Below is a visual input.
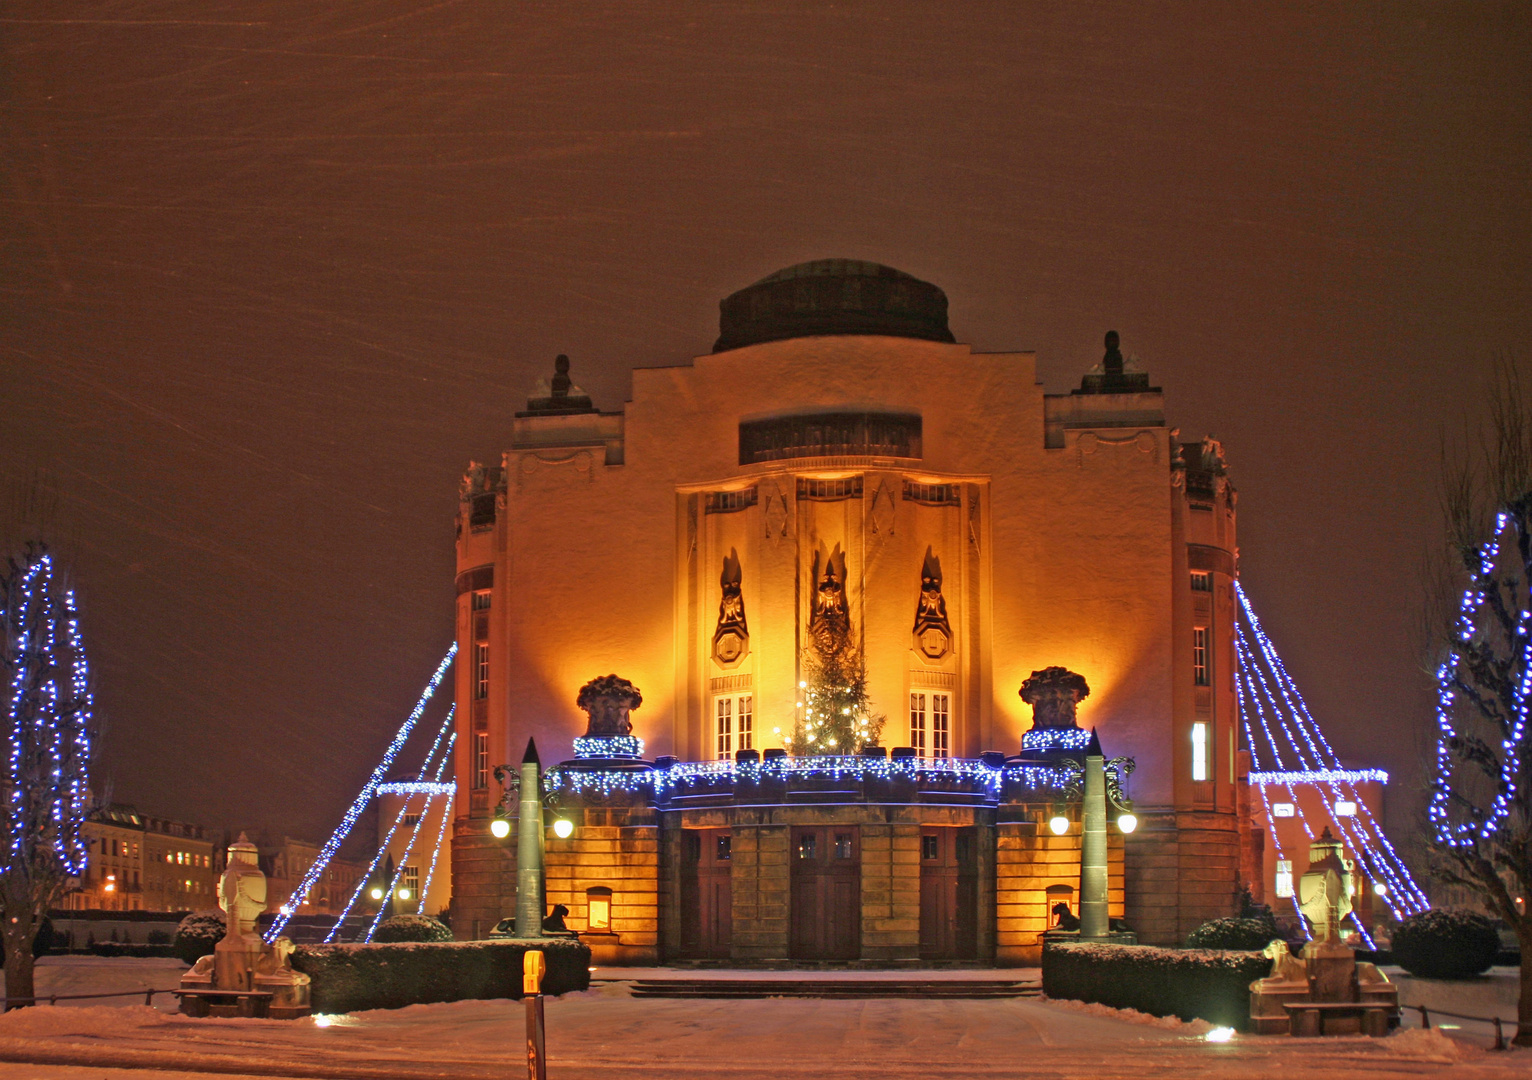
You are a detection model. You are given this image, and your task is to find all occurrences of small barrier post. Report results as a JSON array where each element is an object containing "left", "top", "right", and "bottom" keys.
[
  {"left": 1494, "top": 1017, "right": 1504, "bottom": 1051},
  {"left": 1418, "top": 1005, "right": 1429, "bottom": 1030},
  {"left": 524, "top": 950, "right": 547, "bottom": 1080}
]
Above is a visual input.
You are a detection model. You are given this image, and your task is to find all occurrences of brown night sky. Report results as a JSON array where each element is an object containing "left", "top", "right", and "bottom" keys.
[{"left": 2, "top": 2, "right": 1528, "bottom": 852}]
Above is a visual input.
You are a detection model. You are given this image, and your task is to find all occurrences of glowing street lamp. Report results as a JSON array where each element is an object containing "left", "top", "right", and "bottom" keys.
[
  {"left": 489, "top": 817, "right": 511, "bottom": 839},
  {"left": 369, "top": 886, "right": 384, "bottom": 900},
  {"left": 551, "top": 817, "right": 574, "bottom": 840}
]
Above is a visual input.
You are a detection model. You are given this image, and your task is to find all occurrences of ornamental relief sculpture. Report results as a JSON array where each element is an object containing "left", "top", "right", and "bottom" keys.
[
  {"left": 712, "top": 549, "right": 750, "bottom": 668},
  {"left": 912, "top": 547, "right": 952, "bottom": 660},
  {"left": 809, "top": 545, "right": 850, "bottom": 655}
]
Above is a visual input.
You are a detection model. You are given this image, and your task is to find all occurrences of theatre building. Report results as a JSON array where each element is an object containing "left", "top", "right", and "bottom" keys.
[{"left": 449, "top": 260, "right": 1254, "bottom": 962}]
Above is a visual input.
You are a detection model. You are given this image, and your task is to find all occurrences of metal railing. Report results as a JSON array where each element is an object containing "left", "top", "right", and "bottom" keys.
[
  {"left": 0, "top": 988, "right": 175, "bottom": 1009},
  {"left": 1412, "top": 1003, "right": 1519, "bottom": 1051}
]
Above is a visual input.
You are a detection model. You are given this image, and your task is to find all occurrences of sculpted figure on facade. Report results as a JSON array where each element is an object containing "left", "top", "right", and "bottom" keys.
[
  {"left": 810, "top": 546, "right": 850, "bottom": 653},
  {"left": 912, "top": 547, "right": 951, "bottom": 659},
  {"left": 712, "top": 549, "right": 749, "bottom": 667},
  {"left": 576, "top": 674, "right": 642, "bottom": 737},
  {"left": 1019, "top": 667, "right": 1091, "bottom": 729}
]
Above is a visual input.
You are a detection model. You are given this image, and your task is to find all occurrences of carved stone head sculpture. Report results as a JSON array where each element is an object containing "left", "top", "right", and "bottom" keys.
[
  {"left": 1018, "top": 667, "right": 1091, "bottom": 729},
  {"left": 576, "top": 674, "right": 643, "bottom": 737}
]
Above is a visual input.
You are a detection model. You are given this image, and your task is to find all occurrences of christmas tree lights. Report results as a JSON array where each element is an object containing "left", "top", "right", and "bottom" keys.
[
  {"left": 361, "top": 728, "right": 455, "bottom": 942},
  {"left": 265, "top": 645, "right": 455, "bottom": 942}
]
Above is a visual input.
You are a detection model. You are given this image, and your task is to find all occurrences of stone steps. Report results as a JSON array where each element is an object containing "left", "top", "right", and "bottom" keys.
[{"left": 626, "top": 978, "right": 1039, "bottom": 999}]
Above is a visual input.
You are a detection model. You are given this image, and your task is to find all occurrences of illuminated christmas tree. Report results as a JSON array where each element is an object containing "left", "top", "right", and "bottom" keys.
[{"left": 790, "top": 634, "right": 884, "bottom": 755}]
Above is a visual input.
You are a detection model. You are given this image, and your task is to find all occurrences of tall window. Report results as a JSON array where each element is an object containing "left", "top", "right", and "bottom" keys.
[
  {"left": 1275, "top": 859, "right": 1294, "bottom": 898},
  {"left": 474, "top": 643, "right": 490, "bottom": 700},
  {"left": 909, "top": 693, "right": 927, "bottom": 756},
  {"left": 737, "top": 694, "right": 753, "bottom": 751},
  {"left": 471, "top": 590, "right": 492, "bottom": 611},
  {"left": 473, "top": 733, "right": 489, "bottom": 790},
  {"left": 1190, "top": 571, "right": 1212, "bottom": 592},
  {"left": 931, "top": 694, "right": 950, "bottom": 759},
  {"left": 1193, "top": 627, "right": 1210, "bottom": 686},
  {"left": 1191, "top": 721, "right": 1209, "bottom": 781},
  {"left": 402, "top": 864, "right": 419, "bottom": 896},
  {"left": 715, "top": 697, "right": 733, "bottom": 759}
]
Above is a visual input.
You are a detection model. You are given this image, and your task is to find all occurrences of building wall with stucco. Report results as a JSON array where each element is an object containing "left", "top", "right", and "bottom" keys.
[{"left": 449, "top": 261, "right": 1249, "bottom": 952}]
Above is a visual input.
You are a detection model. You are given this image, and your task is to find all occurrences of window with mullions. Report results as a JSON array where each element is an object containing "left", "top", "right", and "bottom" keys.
[
  {"left": 475, "top": 643, "right": 490, "bottom": 700},
  {"left": 909, "top": 693, "right": 927, "bottom": 756},
  {"left": 1193, "top": 627, "right": 1210, "bottom": 686},
  {"left": 471, "top": 590, "right": 492, "bottom": 611},
  {"left": 715, "top": 698, "right": 733, "bottom": 760},
  {"left": 931, "top": 694, "right": 950, "bottom": 759},
  {"left": 1190, "top": 571, "right": 1212, "bottom": 592},
  {"left": 737, "top": 694, "right": 753, "bottom": 751},
  {"left": 473, "top": 733, "right": 489, "bottom": 790},
  {"left": 1275, "top": 859, "right": 1294, "bottom": 898}
]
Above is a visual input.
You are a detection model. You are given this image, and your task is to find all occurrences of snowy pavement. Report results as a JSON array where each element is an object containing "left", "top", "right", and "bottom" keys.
[{"left": 0, "top": 958, "right": 1523, "bottom": 1079}]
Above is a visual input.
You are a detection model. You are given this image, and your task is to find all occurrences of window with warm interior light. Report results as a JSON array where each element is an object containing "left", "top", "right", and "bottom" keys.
[
  {"left": 1193, "top": 627, "right": 1210, "bottom": 686},
  {"left": 1275, "top": 859, "right": 1294, "bottom": 898},
  {"left": 587, "top": 887, "right": 612, "bottom": 931},
  {"left": 1273, "top": 802, "right": 1295, "bottom": 818},
  {"left": 473, "top": 733, "right": 489, "bottom": 790},
  {"left": 403, "top": 865, "right": 419, "bottom": 895},
  {"left": 737, "top": 694, "right": 753, "bottom": 751},
  {"left": 931, "top": 694, "right": 950, "bottom": 759},
  {"left": 910, "top": 693, "right": 927, "bottom": 756},
  {"left": 715, "top": 697, "right": 733, "bottom": 759},
  {"left": 1191, "top": 722, "right": 1209, "bottom": 781},
  {"left": 1191, "top": 571, "right": 1212, "bottom": 592},
  {"left": 1334, "top": 800, "right": 1357, "bottom": 817},
  {"left": 474, "top": 643, "right": 489, "bottom": 700}
]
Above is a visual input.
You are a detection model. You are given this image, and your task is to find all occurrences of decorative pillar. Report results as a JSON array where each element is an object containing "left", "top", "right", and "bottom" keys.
[
  {"left": 516, "top": 738, "right": 545, "bottom": 939},
  {"left": 1080, "top": 753, "right": 1109, "bottom": 940}
]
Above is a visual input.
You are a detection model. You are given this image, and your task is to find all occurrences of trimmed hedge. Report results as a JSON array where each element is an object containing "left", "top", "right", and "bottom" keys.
[
  {"left": 1184, "top": 916, "right": 1281, "bottom": 951},
  {"left": 373, "top": 914, "right": 454, "bottom": 943},
  {"left": 291, "top": 937, "right": 591, "bottom": 1014},
  {"left": 1392, "top": 909, "right": 1499, "bottom": 979},
  {"left": 1043, "top": 940, "right": 1269, "bottom": 1031},
  {"left": 87, "top": 942, "right": 178, "bottom": 958},
  {"left": 174, "top": 912, "right": 225, "bottom": 964}
]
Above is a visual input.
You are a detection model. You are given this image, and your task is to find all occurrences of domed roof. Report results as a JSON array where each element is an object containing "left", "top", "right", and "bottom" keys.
[{"left": 713, "top": 259, "right": 955, "bottom": 353}]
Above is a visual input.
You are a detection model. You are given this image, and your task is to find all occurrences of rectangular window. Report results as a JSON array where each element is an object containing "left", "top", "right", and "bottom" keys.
[
  {"left": 471, "top": 590, "right": 492, "bottom": 611},
  {"left": 1334, "top": 800, "right": 1357, "bottom": 817},
  {"left": 1191, "top": 571, "right": 1212, "bottom": 592},
  {"left": 715, "top": 697, "right": 733, "bottom": 760},
  {"left": 403, "top": 814, "right": 420, "bottom": 829},
  {"left": 1193, "top": 627, "right": 1210, "bottom": 686},
  {"left": 1273, "top": 803, "right": 1295, "bottom": 818},
  {"left": 402, "top": 865, "right": 419, "bottom": 895},
  {"left": 931, "top": 694, "right": 950, "bottom": 759},
  {"left": 473, "top": 733, "right": 489, "bottom": 790},
  {"left": 474, "top": 643, "right": 490, "bottom": 700},
  {"left": 737, "top": 695, "right": 753, "bottom": 751},
  {"left": 587, "top": 889, "right": 612, "bottom": 931},
  {"left": 910, "top": 693, "right": 927, "bottom": 757},
  {"left": 1275, "top": 859, "right": 1294, "bottom": 898},
  {"left": 1191, "top": 722, "right": 1209, "bottom": 782}
]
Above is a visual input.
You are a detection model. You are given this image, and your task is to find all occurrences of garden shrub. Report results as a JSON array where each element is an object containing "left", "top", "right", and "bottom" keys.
[
  {"left": 292, "top": 937, "right": 591, "bottom": 1014},
  {"left": 146, "top": 929, "right": 171, "bottom": 945},
  {"left": 88, "top": 942, "right": 178, "bottom": 958},
  {"left": 174, "top": 911, "right": 225, "bottom": 964},
  {"left": 1184, "top": 916, "right": 1280, "bottom": 951},
  {"left": 373, "top": 914, "right": 454, "bottom": 943},
  {"left": 1043, "top": 940, "right": 1269, "bottom": 1031},
  {"left": 1391, "top": 909, "right": 1499, "bottom": 979}
]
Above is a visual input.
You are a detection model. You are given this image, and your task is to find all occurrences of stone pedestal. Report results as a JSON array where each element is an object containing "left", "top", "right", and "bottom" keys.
[{"left": 1302, "top": 940, "right": 1356, "bottom": 1003}]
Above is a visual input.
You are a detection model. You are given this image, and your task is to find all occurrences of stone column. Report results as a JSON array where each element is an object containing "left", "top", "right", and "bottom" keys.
[
  {"left": 1080, "top": 753, "right": 1108, "bottom": 940},
  {"left": 515, "top": 738, "right": 545, "bottom": 939}
]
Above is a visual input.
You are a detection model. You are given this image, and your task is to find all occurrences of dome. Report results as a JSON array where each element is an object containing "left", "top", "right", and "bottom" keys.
[{"left": 713, "top": 259, "right": 955, "bottom": 353}]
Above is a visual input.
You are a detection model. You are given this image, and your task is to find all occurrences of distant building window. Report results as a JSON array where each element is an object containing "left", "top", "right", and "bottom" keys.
[
  {"left": 1273, "top": 803, "right": 1295, "bottom": 818},
  {"left": 403, "top": 814, "right": 420, "bottom": 829},
  {"left": 704, "top": 487, "right": 758, "bottom": 514},
  {"left": 1193, "top": 627, "right": 1210, "bottom": 686},
  {"left": 931, "top": 694, "right": 950, "bottom": 759},
  {"left": 737, "top": 695, "right": 753, "bottom": 752},
  {"left": 1191, "top": 571, "right": 1212, "bottom": 592},
  {"left": 922, "top": 835, "right": 939, "bottom": 860},
  {"left": 471, "top": 590, "right": 492, "bottom": 611},
  {"left": 1191, "top": 722, "right": 1209, "bottom": 782},
  {"left": 1334, "top": 800, "right": 1357, "bottom": 817},
  {"left": 469, "top": 493, "right": 496, "bottom": 529},
  {"left": 797, "top": 476, "right": 864, "bottom": 501},
  {"left": 402, "top": 865, "right": 419, "bottom": 895},
  {"left": 474, "top": 643, "right": 489, "bottom": 700},
  {"left": 715, "top": 697, "right": 733, "bottom": 760},
  {"left": 902, "top": 481, "right": 961, "bottom": 505},
  {"left": 1275, "top": 859, "right": 1294, "bottom": 898},
  {"left": 910, "top": 693, "right": 927, "bottom": 757},
  {"left": 473, "top": 733, "right": 489, "bottom": 790},
  {"left": 587, "top": 887, "right": 612, "bottom": 931}
]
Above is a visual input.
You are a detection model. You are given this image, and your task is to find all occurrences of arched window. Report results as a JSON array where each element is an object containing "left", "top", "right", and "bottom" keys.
[{"left": 586, "top": 887, "right": 613, "bottom": 932}]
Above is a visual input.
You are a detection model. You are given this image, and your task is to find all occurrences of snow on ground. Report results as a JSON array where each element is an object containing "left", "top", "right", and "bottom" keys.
[
  {"left": 32, "top": 956, "right": 187, "bottom": 1012},
  {"left": 0, "top": 961, "right": 1527, "bottom": 1079}
]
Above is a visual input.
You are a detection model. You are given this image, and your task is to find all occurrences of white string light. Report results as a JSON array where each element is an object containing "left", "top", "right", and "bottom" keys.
[{"left": 361, "top": 729, "right": 455, "bottom": 942}]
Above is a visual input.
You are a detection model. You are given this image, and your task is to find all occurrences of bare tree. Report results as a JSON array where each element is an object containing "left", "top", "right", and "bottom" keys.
[
  {"left": 0, "top": 545, "right": 95, "bottom": 1008},
  {"left": 1425, "top": 361, "right": 1532, "bottom": 1043}
]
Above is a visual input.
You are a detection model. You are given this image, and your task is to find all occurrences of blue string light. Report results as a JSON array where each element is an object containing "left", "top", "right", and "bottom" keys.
[
  {"left": 573, "top": 735, "right": 644, "bottom": 759},
  {"left": 376, "top": 782, "right": 455, "bottom": 796},
  {"left": 1021, "top": 728, "right": 1093, "bottom": 751},
  {"left": 362, "top": 729, "right": 455, "bottom": 942},
  {"left": 416, "top": 783, "right": 454, "bottom": 917},
  {"left": 265, "top": 645, "right": 455, "bottom": 942},
  {"left": 1250, "top": 770, "right": 1389, "bottom": 786}
]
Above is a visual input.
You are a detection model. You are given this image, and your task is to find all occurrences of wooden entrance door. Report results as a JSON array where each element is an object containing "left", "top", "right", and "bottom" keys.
[
  {"left": 920, "top": 826, "right": 979, "bottom": 960},
  {"left": 790, "top": 826, "right": 860, "bottom": 960},
  {"left": 679, "top": 828, "right": 732, "bottom": 959}
]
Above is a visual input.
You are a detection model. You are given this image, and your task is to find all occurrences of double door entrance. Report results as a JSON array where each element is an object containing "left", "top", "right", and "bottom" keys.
[{"left": 790, "top": 825, "right": 861, "bottom": 960}]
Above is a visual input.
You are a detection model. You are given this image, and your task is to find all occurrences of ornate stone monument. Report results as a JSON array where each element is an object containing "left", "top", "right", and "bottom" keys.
[{"left": 179, "top": 833, "right": 311, "bottom": 1019}]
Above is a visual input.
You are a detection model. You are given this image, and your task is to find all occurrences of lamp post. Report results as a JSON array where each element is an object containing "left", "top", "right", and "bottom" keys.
[
  {"left": 1080, "top": 751, "right": 1109, "bottom": 940},
  {"left": 515, "top": 738, "right": 545, "bottom": 940}
]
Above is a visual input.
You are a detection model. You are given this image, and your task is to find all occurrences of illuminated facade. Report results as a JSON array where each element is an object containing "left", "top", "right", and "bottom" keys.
[{"left": 450, "top": 260, "right": 1252, "bottom": 960}]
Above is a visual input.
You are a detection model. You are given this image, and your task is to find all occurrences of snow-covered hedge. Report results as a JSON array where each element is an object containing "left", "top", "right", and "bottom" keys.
[
  {"left": 373, "top": 914, "right": 454, "bottom": 943},
  {"left": 1391, "top": 910, "right": 1499, "bottom": 980},
  {"left": 292, "top": 937, "right": 591, "bottom": 1014},
  {"left": 1183, "top": 916, "right": 1280, "bottom": 951},
  {"left": 174, "top": 911, "right": 225, "bottom": 964},
  {"left": 1042, "top": 940, "right": 1269, "bottom": 1031}
]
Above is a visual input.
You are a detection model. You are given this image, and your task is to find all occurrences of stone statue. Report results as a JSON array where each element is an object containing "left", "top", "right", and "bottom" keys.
[
  {"left": 911, "top": 547, "right": 951, "bottom": 659},
  {"left": 212, "top": 833, "right": 267, "bottom": 992},
  {"left": 810, "top": 547, "right": 849, "bottom": 651},
  {"left": 1102, "top": 330, "right": 1124, "bottom": 379},
  {"left": 523, "top": 354, "right": 596, "bottom": 415},
  {"left": 576, "top": 674, "right": 642, "bottom": 737},
  {"left": 712, "top": 549, "right": 749, "bottom": 666},
  {"left": 1019, "top": 667, "right": 1091, "bottom": 729},
  {"left": 1298, "top": 827, "right": 1353, "bottom": 944}
]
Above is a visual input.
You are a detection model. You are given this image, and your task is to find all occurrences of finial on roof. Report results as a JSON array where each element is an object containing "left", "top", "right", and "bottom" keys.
[{"left": 1103, "top": 331, "right": 1123, "bottom": 378}]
